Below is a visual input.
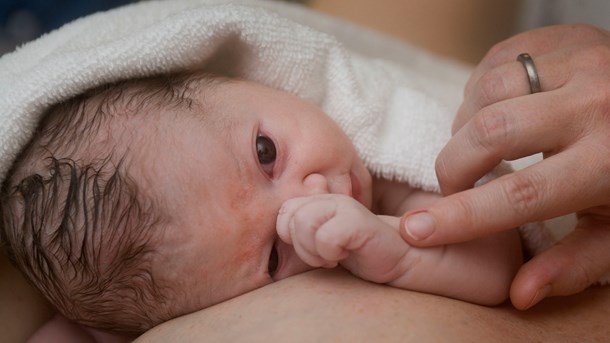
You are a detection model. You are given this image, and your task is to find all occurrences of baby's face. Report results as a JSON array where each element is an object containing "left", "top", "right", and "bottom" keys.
[{"left": 140, "top": 80, "right": 372, "bottom": 315}]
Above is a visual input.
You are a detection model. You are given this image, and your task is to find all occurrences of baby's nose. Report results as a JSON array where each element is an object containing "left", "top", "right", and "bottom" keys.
[{"left": 303, "top": 173, "right": 329, "bottom": 195}]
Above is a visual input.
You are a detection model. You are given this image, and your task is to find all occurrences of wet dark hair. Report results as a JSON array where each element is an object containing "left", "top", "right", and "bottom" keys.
[{"left": 0, "top": 71, "right": 220, "bottom": 334}]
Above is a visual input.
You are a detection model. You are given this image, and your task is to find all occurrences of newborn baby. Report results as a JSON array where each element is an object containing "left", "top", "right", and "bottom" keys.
[{"left": 0, "top": 71, "right": 522, "bottom": 336}]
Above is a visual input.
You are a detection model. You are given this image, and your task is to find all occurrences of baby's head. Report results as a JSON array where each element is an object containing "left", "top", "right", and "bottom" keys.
[
  {"left": 0, "top": 72, "right": 213, "bottom": 334},
  {"left": 0, "top": 71, "right": 372, "bottom": 334}
]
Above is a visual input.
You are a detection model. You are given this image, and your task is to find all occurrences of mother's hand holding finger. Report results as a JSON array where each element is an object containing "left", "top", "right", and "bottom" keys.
[{"left": 399, "top": 24, "right": 610, "bottom": 309}]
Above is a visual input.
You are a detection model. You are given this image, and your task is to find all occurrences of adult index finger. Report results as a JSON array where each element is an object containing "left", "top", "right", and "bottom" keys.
[
  {"left": 400, "top": 149, "right": 601, "bottom": 246},
  {"left": 437, "top": 88, "right": 574, "bottom": 196}
]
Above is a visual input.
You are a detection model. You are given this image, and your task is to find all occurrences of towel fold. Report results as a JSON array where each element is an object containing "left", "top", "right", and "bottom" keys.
[{"left": 1, "top": 0, "right": 606, "bottom": 284}]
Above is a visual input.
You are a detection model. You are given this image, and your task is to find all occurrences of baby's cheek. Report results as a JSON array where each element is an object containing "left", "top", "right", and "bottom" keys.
[
  {"left": 228, "top": 183, "right": 278, "bottom": 249},
  {"left": 228, "top": 181, "right": 255, "bottom": 211}
]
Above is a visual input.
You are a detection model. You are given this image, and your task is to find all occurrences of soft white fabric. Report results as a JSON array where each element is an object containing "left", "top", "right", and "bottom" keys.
[
  {"left": 0, "top": 0, "right": 468, "bottom": 191},
  {"left": 0, "top": 0, "right": 605, "bottom": 283}
]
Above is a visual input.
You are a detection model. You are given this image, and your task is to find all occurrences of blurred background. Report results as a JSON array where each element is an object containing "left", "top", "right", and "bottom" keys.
[
  {"left": 0, "top": 0, "right": 134, "bottom": 55},
  {"left": 309, "top": 0, "right": 610, "bottom": 64},
  {"left": 1, "top": 0, "right": 610, "bottom": 64}
]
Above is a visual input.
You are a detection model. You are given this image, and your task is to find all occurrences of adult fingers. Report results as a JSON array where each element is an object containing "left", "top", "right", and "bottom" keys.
[
  {"left": 402, "top": 147, "right": 604, "bottom": 246},
  {"left": 441, "top": 36, "right": 610, "bottom": 195},
  {"left": 453, "top": 50, "right": 570, "bottom": 134},
  {"left": 510, "top": 217, "right": 610, "bottom": 309},
  {"left": 455, "top": 24, "right": 610, "bottom": 133},
  {"left": 465, "top": 25, "right": 609, "bottom": 97},
  {"left": 437, "top": 88, "right": 580, "bottom": 195}
]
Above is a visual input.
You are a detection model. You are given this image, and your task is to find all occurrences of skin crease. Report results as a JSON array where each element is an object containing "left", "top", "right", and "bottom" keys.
[{"left": 399, "top": 24, "right": 610, "bottom": 310}]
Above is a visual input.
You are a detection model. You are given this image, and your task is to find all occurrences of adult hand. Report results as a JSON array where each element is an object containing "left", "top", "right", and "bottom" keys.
[{"left": 399, "top": 24, "right": 610, "bottom": 309}]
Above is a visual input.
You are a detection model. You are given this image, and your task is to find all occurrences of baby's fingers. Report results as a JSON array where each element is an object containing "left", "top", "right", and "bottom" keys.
[
  {"left": 314, "top": 215, "right": 369, "bottom": 262},
  {"left": 403, "top": 147, "right": 605, "bottom": 246},
  {"left": 276, "top": 196, "right": 341, "bottom": 268}
]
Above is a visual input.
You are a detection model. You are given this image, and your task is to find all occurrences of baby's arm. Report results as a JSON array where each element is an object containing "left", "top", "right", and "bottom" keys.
[{"left": 277, "top": 193, "right": 522, "bottom": 305}]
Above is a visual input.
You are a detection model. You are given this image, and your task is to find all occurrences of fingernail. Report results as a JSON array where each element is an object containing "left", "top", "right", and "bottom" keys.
[
  {"left": 404, "top": 212, "right": 435, "bottom": 241},
  {"left": 527, "top": 284, "right": 551, "bottom": 309}
]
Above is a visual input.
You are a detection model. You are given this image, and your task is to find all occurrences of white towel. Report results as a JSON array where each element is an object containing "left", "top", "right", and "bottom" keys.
[
  {"left": 0, "top": 0, "right": 470, "bottom": 191},
  {"left": 1, "top": 0, "right": 606, "bottom": 283}
]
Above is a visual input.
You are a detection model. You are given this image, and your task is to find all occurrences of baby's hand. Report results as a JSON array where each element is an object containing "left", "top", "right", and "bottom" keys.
[{"left": 276, "top": 194, "right": 410, "bottom": 283}]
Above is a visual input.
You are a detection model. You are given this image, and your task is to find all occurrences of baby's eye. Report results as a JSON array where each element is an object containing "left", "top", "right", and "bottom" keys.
[
  {"left": 256, "top": 135, "right": 276, "bottom": 176},
  {"left": 268, "top": 244, "right": 279, "bottom": 277}
]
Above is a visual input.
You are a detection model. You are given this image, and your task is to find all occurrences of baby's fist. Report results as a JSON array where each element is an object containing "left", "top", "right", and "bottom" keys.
[{"left": 276, "top": 194, "right": 376, "bottom": 268}]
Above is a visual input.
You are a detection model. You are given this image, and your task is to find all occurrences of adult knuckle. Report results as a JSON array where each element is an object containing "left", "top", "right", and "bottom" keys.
[
  {"left": 476, "top": 70, "right": 509, "bottom": 106},
  {"left": 570, "top": 261, "right": 597, "bottom": 291},
  {"left": 500, "top": 172, "right": 544, "bottom": 218},
  {"left": 470, "top": 108, "right": 510, "bottom": 155},
  {"left": 447, "top": 192, "right": 479, "bottom": 232},
  {"left": 434, "top": 154, "right": 452, "bottom": 186},
  {"left": 577, "top": 74, "right": 610, "bottom": 126}
]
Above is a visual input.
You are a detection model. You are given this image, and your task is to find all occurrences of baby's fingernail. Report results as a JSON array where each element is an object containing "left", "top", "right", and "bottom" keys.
[
  {"left": 404, "top": 212, "right": 435, "bottom": 241},
  {"left": 278, "top": 205, "right": 287, "bottom": 215}
]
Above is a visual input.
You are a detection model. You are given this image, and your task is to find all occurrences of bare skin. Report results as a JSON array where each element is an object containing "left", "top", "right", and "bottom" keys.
[
  {"left": 136, "top": 269, "right": 610, "bottom": 343},
  {"left": 4, "top": 261, "right": 610, "bottom": 342}
]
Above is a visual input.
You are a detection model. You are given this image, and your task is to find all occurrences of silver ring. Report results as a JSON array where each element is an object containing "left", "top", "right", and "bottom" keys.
[{"left": 517, "top": 53, "right": 541, "bottom": 94}]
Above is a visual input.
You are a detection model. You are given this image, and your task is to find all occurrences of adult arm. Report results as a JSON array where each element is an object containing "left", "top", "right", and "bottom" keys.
[{"left": 399, "top": 24, "right": 610, "bottom": 309}]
